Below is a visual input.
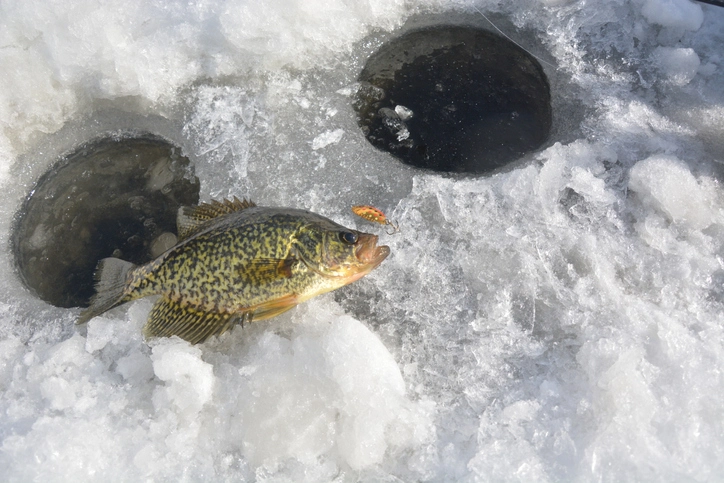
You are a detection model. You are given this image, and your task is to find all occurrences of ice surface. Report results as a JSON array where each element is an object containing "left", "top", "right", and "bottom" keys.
[{"left": 1, "top": 0, "right": 724, "bottom": 481}]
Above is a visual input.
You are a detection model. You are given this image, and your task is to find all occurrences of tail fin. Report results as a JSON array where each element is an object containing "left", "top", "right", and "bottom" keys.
[{"left": 77, "top": 258, "right": 136, "bottom": 324}]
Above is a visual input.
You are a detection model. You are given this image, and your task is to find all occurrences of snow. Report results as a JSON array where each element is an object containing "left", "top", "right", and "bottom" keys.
[
  {"left": 1, "top": 0, "right": 724, "bottom": 481},
  {"left": 641, "top": 0, "right": 704, "bottom": 31}
]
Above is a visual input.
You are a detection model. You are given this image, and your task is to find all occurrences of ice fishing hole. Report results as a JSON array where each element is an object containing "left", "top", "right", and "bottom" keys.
[
  {"left": 354, "top": 25, "right": 552, "bottom": 174},
  {"left": 12, "top": 133, "right": 200, "bottom": 308}
]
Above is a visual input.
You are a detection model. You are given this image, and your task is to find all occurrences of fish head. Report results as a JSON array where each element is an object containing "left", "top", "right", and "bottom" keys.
[{"left": 294, "top": 225, "right": 390, "bottom": 282}]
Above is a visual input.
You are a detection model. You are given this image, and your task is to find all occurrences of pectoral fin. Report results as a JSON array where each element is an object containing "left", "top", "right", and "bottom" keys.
[
  {"left": 143, "top": 297, "right": 247, "bottom": 344},
  {"left": 251, "top": 293, "right": 299, "bottom": 321}
]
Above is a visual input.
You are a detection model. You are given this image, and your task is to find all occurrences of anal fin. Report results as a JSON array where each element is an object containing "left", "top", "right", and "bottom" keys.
[{"left": 143, "top": 297, "right": 246, "bottom": 344}]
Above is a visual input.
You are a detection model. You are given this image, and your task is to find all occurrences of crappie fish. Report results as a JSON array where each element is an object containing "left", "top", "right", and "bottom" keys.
[{"left": 77, "top": 198, "right": 390, "bottom": 344}]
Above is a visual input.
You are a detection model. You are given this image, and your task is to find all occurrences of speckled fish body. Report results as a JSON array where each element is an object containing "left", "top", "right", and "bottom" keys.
[{"left": 78, "top": 198, "right": 390, "bottom": 344}]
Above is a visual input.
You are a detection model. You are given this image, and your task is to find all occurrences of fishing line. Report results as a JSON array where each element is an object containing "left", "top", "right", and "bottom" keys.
[{"left": 472, "top": 5, "right": 559, "bottom": 71}]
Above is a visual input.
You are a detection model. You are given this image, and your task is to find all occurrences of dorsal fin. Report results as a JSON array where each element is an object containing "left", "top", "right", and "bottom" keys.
[{"left": 177, "top": 197, "right": 256, "bottom": 241}]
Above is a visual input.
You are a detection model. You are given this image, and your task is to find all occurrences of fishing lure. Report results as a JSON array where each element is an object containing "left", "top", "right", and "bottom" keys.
[{"left": 351, "top": 205, "right": 400, "bottom": 235}]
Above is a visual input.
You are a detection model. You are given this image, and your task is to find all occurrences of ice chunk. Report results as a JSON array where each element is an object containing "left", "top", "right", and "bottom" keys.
[
  {"left": 641, "top": 0, "right": 703, "bottom": 31},
  {"left": 568, "top": 167, "right": 617, "bottom": 206},
  {"left": 233, "top": 302, "right": 434, "bottom": 474},
  {"left": 311, "top": 128, "right": 345, "bottom": 150},
  {"left": 149, "top": 232, "right": 178, "bottom": 258},
  {"left": 85, "top": 318, "right": 116, "bottom": 353},
  {"left": 652, "top": 47, "right": 701, "bottom": 86},
  {"left": 628, "top": 154, "right": 713, "bottom": 229},
  {"left": 394, "top": 104, "right": 413, "bottom": 120},
  {"left": 116, "top": 351, "right": 154, "bottom": 384},
  {"left": 324, "top": 315, "right": 407, "bottom": 469},
  {"left": 151, "top": 338, "right": 215, "bottom": 417}
]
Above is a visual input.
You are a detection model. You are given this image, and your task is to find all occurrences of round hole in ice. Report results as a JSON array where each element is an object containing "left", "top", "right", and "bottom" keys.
[
  {"left": 354, "top": 25, "right": 552, "bottom": 174},
  {"left": 12, "top": 133, "right": 200, "bottom": 308}
]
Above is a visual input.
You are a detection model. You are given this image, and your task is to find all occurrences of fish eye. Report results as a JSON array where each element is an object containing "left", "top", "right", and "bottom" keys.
[{"left": 339, "top": 231, "right": 358, "bottom": 244}]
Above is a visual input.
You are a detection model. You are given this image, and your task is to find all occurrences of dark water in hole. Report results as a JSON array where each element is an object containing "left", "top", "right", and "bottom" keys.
[
  {"left": 354, "top": 25, "right": 552, "bottom": 174},
  {"left": 12, "top": 133, "right": 200, "bottom": 308}
]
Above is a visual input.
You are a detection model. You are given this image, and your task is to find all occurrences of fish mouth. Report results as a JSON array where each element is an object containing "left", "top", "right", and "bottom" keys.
[{"left": 355, "top": 233, "right": 390, "bottom": 268}]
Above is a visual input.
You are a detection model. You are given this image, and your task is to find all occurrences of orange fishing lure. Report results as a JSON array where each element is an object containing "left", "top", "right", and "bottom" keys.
[{"left": 351, "top": 205, "right": 400, "bottom": 235}]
